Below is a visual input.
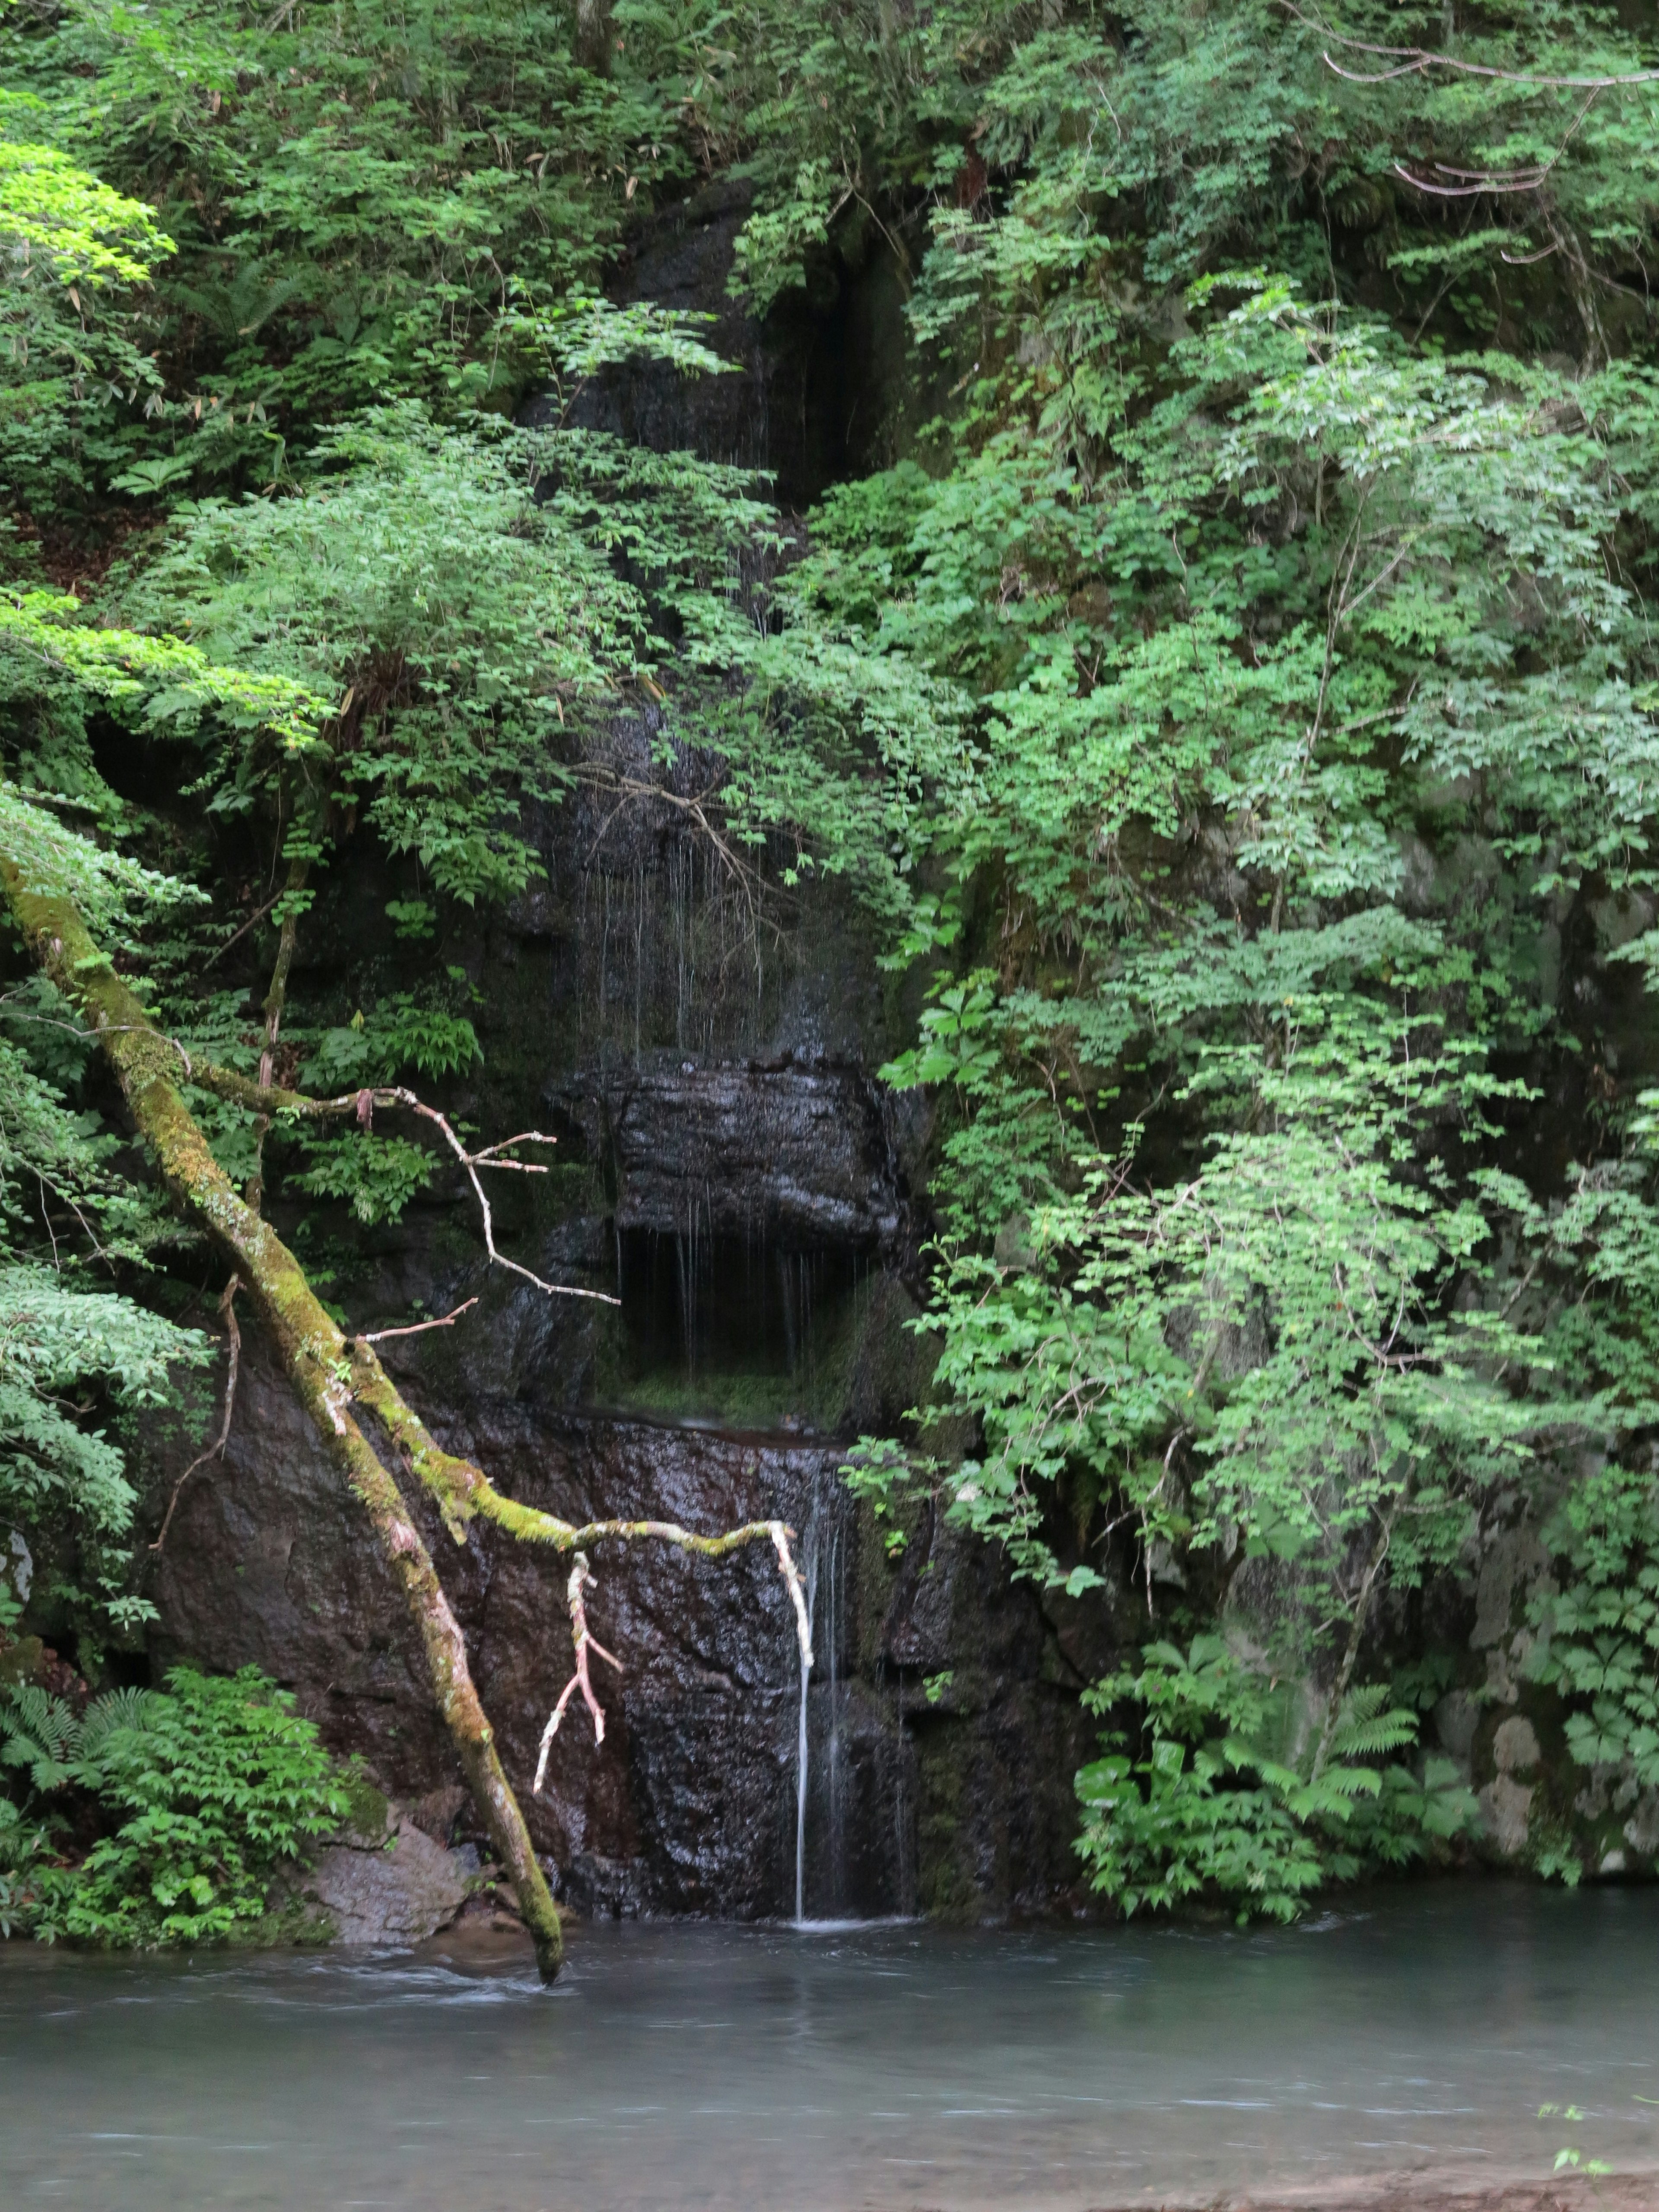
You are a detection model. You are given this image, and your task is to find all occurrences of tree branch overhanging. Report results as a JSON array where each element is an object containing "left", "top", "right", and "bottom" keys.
[
  {"left": 186, "top": 1063, "right": 621, "bottom": 1306},
  {"left": 0, "top": 845, "right": 815, "bottom": 1980}
]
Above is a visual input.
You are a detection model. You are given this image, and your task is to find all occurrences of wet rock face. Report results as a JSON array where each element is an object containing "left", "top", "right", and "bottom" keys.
[
  {"left": 520, "top": 179, "right": 908, "bottom": 509},
  {"left": 553, "top": 1061, "right": 904, "bottom": 1248},
  {"left": 153, "top": 1354, "right": 1092, "bottom": 1922}
]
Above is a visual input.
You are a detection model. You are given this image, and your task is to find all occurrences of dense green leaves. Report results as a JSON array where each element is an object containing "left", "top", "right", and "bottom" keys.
[
  {"left": 12, "top": 0, "right": 1659, "bottom": 1927},
  {"left": 3, "top": 1668, "right": 346, "bottom": 1946},
  {"left": 1077, "top": 1637, "right": 1475, "bottom": 1921}
]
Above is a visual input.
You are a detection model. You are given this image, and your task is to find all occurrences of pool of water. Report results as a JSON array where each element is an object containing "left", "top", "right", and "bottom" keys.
[{"left": 3, "top": 1883, "right": 1657, "bottom": 2209}]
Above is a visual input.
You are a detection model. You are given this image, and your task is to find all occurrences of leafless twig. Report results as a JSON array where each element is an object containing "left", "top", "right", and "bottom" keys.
[
  {"left": 530, "top": 1521, "right": 811, "bottom": 1789},
  {"left": 383, "top": 1091, "right": 619, "bottom": 1305},
  {"left": 186, "top": 1062, "right": 620, "bottom": 1306},
  {"left": 1283, "top": 2, "right": 1659, "bottom": 89},
  {"left": 534, "top": 1552, "right": 623, "bottom": 1778},
  {"left": 201, "top": 889, "right": 282, "bottom": 971},
  {"left": 354, "top": 1296, "right": 480, "bottom": 1345}
]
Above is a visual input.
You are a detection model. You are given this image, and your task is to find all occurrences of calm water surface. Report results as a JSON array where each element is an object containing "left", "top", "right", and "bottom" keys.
[{"left": 3, "top": 1883, "right": 1657, "bottom": 2209}]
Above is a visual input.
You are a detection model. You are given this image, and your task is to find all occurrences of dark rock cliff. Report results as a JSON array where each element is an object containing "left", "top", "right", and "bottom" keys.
[
  {"left": 144, "top": 191, "right": 1094, "bottom": 1913},
  {"left": 138, "top": 166, "right": 1657, "bottom": 1918}
]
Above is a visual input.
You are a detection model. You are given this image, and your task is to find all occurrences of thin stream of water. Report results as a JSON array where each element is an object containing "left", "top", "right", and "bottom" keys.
[{"left": 794, "top": 1618, "right": 810, "bottom": 1925}]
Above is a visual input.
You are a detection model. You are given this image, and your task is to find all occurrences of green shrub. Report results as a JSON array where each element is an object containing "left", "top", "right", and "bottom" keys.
[
  {"left": 0, "top": 1796, "right": 51, "bottom": 1937},
  {"left": 1076, "top": 1637, "right": 1476, "bottom": 1924},
  {"left": 2, "top": 1665, "right": 346, "bottom": 1947}
]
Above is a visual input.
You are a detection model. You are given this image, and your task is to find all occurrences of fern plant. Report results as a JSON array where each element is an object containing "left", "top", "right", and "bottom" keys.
[
  {"left": 1076, "top": 1639, "right": 1476, "bottom": 1923},
  {"left": 0, "top": 1682, "right": 157, "bottom": 1795},
  {"left": 2, "top": 1668, "right": 346, "bottom": 1948}
]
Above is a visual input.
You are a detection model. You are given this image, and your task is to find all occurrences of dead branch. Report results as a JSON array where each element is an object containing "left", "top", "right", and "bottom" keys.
[
  {"left": 187, "top": 1063, "right": 620, "bottom": 1307},
  {"left": 0, "top": 867, "right": 566, "bottom": 1980},
  {"left": 1284, "top": 3, "right": 1659, "bottom": 89},
  {"left": 532, "top": 1521, "right": 811, "bottom": 1790},
  {"left": 572, "top": 762, "right": 790, "bottom": 947},
  {"left": 354, "top": 1295, "right": 479, "bottom": 1346},
  {"left": 534, "top": 1552, "right": 623, "bottom": 1780},
  {"left": 150, "top": 1276, "right": 242, "bottom": 1553},
  {"left": 384, "top": 1089, "right": 619, "bottom": 1305},
  {"left": 201, "top": 887, "right": 283, "bottom": 971},
  {"left": 769, "top": 1518, "right": 813, "bottom": 1664}
]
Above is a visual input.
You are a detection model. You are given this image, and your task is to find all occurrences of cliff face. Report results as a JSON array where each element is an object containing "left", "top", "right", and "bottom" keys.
[
  {"left": 146, "top": 774, "right": 1098, "bottom": 1916},
  {"left": 144, "top": 226, "right": 1095, "bottom": 1910},
  {"left": 141, "top": 175, "right": 1659, "bottom": 1920}
]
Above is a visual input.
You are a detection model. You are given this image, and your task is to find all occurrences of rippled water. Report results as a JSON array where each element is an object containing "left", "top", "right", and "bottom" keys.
[{"left": 3, "top": 1883, "right": 1658, "bottom": 2209}]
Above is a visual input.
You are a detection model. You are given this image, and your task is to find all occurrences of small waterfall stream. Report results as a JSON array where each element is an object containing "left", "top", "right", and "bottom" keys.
[
  {"left": 792, "top": 1464, "right": 850, "bottom": 1926},
  {"left": 793, "top": 1627, "right": 810, "bottom": 1924}
]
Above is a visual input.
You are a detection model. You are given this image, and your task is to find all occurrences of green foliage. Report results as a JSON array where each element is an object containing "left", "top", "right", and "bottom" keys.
[
  {"left": 0, "top": 1680, "right": 156, "bottom": 1793},
  {"left": 293, "top": 1131, "right": 435, "bottom": 1227},
  {"left": 918, "top": 1006, "right": 1535, "bottom": 1626},
  {"left": 0, "top": 1792, "right": 50, "bottom": 1937},
  {"left": 0, "top": 134, "right": 173, "bottom": 285},
  {"left": 0, "top": 0, "right": 667, "bottom": 502},
  {"left": 1076, "top": 1636, "right": 1476, "bottom": 1922},
  {"left": 3, "top": 1667, "right": 346, "bottom": 1947},
  {"left": 304, "top": 992, "right": 481, "bottom": 1088},
  {"left": 15, "top": 0, "right": 1659, "bottom": 1926},
  {"left": 0, "top": 952, "right": 204, "bottom": 1635},
  {"left": 1528, "top": 1467, "right": 1659, "bottom": 1786}
]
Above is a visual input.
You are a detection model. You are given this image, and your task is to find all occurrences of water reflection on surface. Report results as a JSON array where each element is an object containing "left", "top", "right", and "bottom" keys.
[{"left": 3, "top": 1883, "right": 1657, "bottom": 2209}]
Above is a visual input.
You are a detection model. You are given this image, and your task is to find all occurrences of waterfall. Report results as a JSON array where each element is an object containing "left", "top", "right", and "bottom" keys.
[
  {"left": 793, "top": 1492, "right": 820, "bottom": 1926},
  {"left": 794, "top": 1614, "right": 810, "bottom": 1925},
  {"left": 791, "top": 1465, "right": 848, "bottom": 1926}
]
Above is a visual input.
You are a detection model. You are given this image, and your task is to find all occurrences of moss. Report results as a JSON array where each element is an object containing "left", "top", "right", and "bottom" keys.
[
  {"left": 0, "top": 1634, "right": 44, "bottom": 1688},
  {"left": 333, "top": 1763, "right": 392, "bottom": 1845},
  {"left": 912, "top": 1716, "right": 988, "bottom": 1920},
  {"left": 244, "top": 1893, "right": 340, "bottom": 1948}
]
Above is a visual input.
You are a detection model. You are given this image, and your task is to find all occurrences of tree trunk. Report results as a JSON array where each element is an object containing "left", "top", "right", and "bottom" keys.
[{"left": 0, "top": 864, "right": 564, "bottom": 1980}]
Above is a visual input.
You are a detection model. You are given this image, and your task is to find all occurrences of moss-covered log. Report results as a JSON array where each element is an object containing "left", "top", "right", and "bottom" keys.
[{"left": 0, "top": 861, "right": 566, "bottom": 1979}]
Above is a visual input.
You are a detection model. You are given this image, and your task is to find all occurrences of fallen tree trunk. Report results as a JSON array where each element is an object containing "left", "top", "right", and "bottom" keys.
[
  {"left": 0, "top": 860, "right": 814, "bottom": 1980},
  {"left": 0, "top": 862, "right": 570, "bottom": 1975}
]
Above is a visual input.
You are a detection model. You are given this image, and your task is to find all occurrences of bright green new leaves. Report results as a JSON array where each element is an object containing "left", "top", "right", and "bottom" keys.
[
  {"left": 925, "top": 1006, "right": 1532, "bottom": 1601},
  {"left": 0, "top": 134, "right": 172, "bottom": 288},
  {"left": 0, "top": 1263, "right": 201, "bottom": 1578},
  {"left": 108, "top": 407, "right": 652, "bottom": 901},
  {"left": 2, "top": 590, "right": 324, "bottom": 754}
]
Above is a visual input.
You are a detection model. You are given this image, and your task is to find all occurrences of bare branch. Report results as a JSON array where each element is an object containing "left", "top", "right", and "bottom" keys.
[
  {"left": 534, "top": 1552, "right": 623, "bottom": 1780},
  {"left": 1284, "top": 3, "right": 1659, "bottom": 89},
  {"left": 382, "top": 1088, "right": 619, "bottom": 1306},
  {"left": 770, "top": 1519, "right": 813, "bottom": 1665},
  {"left": 354, "top": 1296, "right": 480, "bottom": 1346},
  {"left": 201, "top": 887, "right": 283, "bottom": 971},
  {"left": 184, "top": 1064, "right": 619, "bottom": 1307},
  {"left": 151, "top": 1276, "right": 242, "bottom": 1552},
  {"left": 531, "top": 1524, "right": 810, "bottom": 1790}
]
